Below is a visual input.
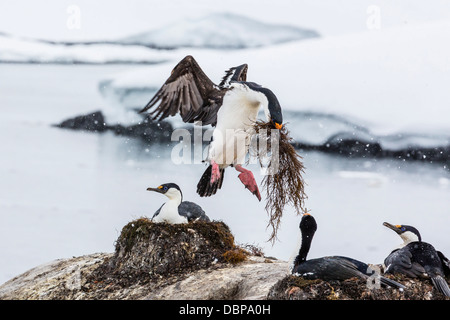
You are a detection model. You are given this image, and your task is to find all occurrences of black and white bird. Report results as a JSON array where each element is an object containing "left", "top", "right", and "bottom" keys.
[
  {"left": 139, "top": 55, "right": 284, "bottom": 201},
  {"left": 147, "top": 183, "right": 210, "bottom": 224},
  {"left": 291, "top": 213, "right": 405, "bottom": 289},
  {"left": 383, "top": 222, "right": 450, "bottom": 297}
]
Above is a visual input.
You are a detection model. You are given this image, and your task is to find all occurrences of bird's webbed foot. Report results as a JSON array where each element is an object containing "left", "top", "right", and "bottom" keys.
[
  {"left": 235, "top": 165, "right": 261, "bottom": 201},
  {"left": 210, "top": 160, "right": 221, "bottom": 184}
]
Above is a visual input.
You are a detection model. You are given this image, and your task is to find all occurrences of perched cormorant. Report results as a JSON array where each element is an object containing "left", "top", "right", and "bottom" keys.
[
  {"left": 383, "top": 222, "right": 450, "bottom": 297},
  {"left": 139, "top": 55, "right": 284, "bottom": 201},
  {"left": 147, "top": 183, "right": 210, "bottom": 224},
  {"left": 292, "top": 214, "right": 405, "bottom": 289}
]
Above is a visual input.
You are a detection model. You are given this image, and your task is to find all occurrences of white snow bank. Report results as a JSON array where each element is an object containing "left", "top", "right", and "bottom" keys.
[
  {"left": 120, "top": 12, "right": 319, "bottom": 49},
  {"left": 0, "top": 12, "right": 318, "bottom": 64},
  {"left": 0, "top": 34, "right": 176, "bottom": 64}
]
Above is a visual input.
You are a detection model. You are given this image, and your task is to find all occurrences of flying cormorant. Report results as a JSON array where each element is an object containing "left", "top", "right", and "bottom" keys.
[{"left": 140, "top": 55, "right": 283, "bottom": 201}]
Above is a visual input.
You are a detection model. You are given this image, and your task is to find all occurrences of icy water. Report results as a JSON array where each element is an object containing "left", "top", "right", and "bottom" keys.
[{"left": 0, "top": 64, "right": 449, "bottom": 285}]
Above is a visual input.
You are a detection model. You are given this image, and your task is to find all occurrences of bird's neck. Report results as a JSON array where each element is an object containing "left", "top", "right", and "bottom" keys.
[
  {"left": 294, "top": 231, "right": 314, "bottom": 267},
  {"left": 399, "top": 231, "right": 420, "bottom": 248},
  {"left": 229, "top": 83, "right": 267, "bottom": 109},
  {"left": 158, "top": 195, "right": 182, "bottom": 220},
  {"left": 166, "top": 193, "right": 182, "bottom": 206}
]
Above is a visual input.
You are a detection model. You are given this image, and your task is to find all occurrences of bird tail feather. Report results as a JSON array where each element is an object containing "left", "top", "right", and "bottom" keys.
[
  {"left": 379, "top": 276, "right": 406, "bottom": 290},
  {"left": 431, "top": 275, "right": 450, "bottom": 297},
  {"left": 197, "top": 165, "right": 225, "bottom": 197}
]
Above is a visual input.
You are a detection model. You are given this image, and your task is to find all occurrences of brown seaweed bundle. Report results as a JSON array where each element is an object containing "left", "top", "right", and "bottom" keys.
[{"left": 250, "top": 120, "right": 308, "bottom": 243}]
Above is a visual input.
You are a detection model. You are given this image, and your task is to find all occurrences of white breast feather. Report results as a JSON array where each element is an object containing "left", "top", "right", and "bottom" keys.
[{"left": 208, "top": 83, "right": 268, "bottom": 167}]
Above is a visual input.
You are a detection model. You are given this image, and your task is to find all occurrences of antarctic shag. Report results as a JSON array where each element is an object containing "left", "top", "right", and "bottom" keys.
[
  {"left": 147, "top": 183, "right": 210, "bottom": 224},
  {"left": 139, "top": 55, "right": 283, "bottom": 201},
  {"left": 383, "top": 222, "right": 450, "bottom": 297},
  {"left": 291, "top": 213, "right": 405, "bottom": 289}
]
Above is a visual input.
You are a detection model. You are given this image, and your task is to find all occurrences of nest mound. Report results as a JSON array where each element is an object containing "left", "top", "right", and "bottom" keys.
[
  {"left": 89, "top": 218, "right": 239, "bottom": 287},
  {"left": 267, "top": 275, "right": 449, "bottom": 300}
]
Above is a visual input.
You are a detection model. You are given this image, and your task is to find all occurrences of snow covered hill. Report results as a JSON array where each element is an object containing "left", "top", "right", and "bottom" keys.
[
  {"left": 0, "top": 12, "right": 319, "bottom": 64},
  {"left": 120, "top": 12, "right": 319, "bottom": 49},
  {"left": 0, "top": 33, "right": 175, "bottom": 64}
]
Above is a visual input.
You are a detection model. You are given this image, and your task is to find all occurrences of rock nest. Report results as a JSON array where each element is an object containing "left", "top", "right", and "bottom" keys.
[
  {"left": 267, "top": 274, "right": 449, "bottom": 300},
  {"left": 87, "top": 218, "right": 247, "bottom": 288}
]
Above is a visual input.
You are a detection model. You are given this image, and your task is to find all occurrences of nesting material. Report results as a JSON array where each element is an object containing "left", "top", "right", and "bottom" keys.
[
  {"left": 98, "top": 218, "right": 236, "bottom": 285},
  {"left": 251, "top": 120, "right": 307, "bottom": 242}
]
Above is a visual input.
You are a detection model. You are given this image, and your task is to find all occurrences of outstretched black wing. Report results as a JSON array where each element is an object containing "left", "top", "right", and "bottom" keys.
[
  {"left": 218, "top": 63, "right": 248, "bottom": 88},
  {"left": 139, "top": 55, "right": 226, "bottom": 126}
]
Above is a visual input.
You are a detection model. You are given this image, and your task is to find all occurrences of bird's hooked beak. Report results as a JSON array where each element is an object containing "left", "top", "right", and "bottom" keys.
[
  {"left": 147, "top": 186, "right": 164, "bottom": 194},
  {"left": 383, "top": 222, "right": 402, "bottom": 234}
]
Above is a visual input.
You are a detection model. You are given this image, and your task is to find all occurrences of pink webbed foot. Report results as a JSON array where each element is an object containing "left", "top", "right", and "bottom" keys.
[
  {"left": 235, "top": 165, "right": 262, "bottom": 201},
  {"left": 210, "top": 160, "right": 221, "bottom": 184}
]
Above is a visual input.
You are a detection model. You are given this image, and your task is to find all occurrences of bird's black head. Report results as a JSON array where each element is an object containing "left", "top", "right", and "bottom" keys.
[
  {"left": 147, "top": 183, "right": 183, "bottom": 200},
  {"left": 269, "top": 100, "right": 283, "bottom": 130},
  {"left": 300, "top": 213, "right": 317, "bottom": 237},
  {"left": 262, "top": 87, "right": 283, "bottom": 129},
  {"left": 295, "top": 213, "right": 317, "bottom": 265},
  {"left": 383, "top": 222, "right": 422, "bottom": 243},
  {"left": 245, "top": 82, "right": 283, "bottom": 129}
]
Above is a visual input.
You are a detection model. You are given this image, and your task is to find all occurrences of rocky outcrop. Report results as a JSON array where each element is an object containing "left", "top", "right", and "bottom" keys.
[
  {"left": 0, "top": 253, "right": 110, "bottom": 300},
  {"left": 0, "top": 219, "right": 288, "bottom": 300},
  {"left": 55, "top": 111, "right": 173, "bottom": 143},
  {"left": 55, "top": 111, "right": 450, "bottom": 168},
  {"left": 0, "top": 252, "right": 288, "bottom": 300},
  {"left": 0, "top": 218, "right": 448, "bottom": 300},
  {"left": 56, "top": 111, "right": 108, "bottom": 133}
]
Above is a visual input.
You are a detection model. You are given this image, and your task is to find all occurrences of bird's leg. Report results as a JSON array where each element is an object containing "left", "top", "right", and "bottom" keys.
[
  {"left": 235, "top": 164, "right": 261, "bottom": 201},
  {"left": 210, "top": 160, "right": 221, "bottom": 184}
]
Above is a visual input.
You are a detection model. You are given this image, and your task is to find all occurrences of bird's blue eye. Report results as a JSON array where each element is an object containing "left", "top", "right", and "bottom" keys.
[
  {"left": 163, "top": 186, "right": 168, "bottom": 191},
  {"left": 401, "top": 227, "right": 406, "bottom": 231}
]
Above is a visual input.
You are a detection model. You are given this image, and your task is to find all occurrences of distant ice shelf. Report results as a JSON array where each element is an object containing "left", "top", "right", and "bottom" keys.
[
  {"left": 119, "top": 12, "right": 320, "bottom": 49},
  {"left": 0, "top": 12, "right": 319, "bottom": 64}
]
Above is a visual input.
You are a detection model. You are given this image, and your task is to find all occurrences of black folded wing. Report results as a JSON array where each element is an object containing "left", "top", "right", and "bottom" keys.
[
  {"left": 384, "top": 248, "right": 426, "bottom": 277},
  {"left": 437, "top": 250, "right": 450, "bottom": 276}
]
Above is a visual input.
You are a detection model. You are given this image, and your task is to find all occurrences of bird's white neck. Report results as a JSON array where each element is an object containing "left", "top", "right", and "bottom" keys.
[
  {"left": 164, "top": 188, "right": 182, "bottom": 205},
  {"left": 397, "top": 231, "right": 420, "bottom": 248},
  {"left": 228, "top": 83, "right": 270, "bottom": 120},
  {"left": 152, "top": 188, "right": 186, "bottom": 224}
]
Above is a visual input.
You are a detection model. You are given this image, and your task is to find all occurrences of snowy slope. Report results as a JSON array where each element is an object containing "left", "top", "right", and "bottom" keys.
[
  {"left": 0, "top": 13, "right": 319, "bottom": 64},
  {"left": 0, "top": 33, "right": 175, "bottom": 64},
  {"left": 120, "top": 12, "right": 319, "bottom": 49},
  {"left": 2, "top": 1, "right": 450, "bottom": 42}
]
